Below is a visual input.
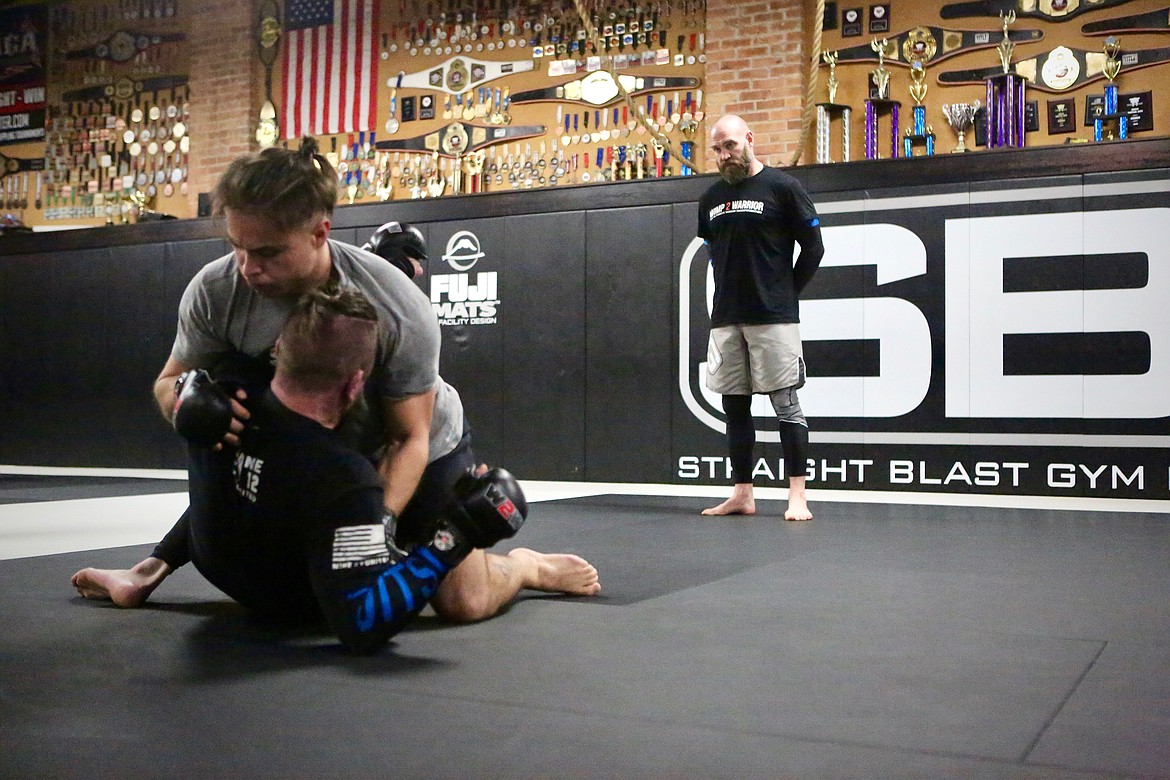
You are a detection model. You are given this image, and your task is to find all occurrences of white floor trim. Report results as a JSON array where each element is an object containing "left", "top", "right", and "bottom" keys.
[
  {"left": 0, "top": 465, "right": 188, "bottom": 480},
  {"left": 0, "top": 492, "right": 189, "bottom": 561},
  {"left": 522, "top": 481, "right": 1170, "bottom": 514},
  {"left": 2, "top": 472, "right": 1168, "bottom": 562}
]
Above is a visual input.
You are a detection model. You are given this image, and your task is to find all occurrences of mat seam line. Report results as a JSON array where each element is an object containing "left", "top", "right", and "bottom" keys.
[
  {"left": 365, "top": 685, "right": 1130, "bottom": 777},
  {"left": 1019, "top": 638, "right": 1109, "bottom": 764}
]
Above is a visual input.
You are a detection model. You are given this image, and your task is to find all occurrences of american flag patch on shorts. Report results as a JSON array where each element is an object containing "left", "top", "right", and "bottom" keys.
[{"left": 331, "top": 524, "right": 391, "bottom": 570}]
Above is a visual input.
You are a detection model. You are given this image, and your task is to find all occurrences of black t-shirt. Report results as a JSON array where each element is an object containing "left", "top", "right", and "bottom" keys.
[
  {"left": 186, "top": 390, "right": 450, "bottom": 653},
  {"left": 697, "top": 166, "right": 820, "bottom": 326}
]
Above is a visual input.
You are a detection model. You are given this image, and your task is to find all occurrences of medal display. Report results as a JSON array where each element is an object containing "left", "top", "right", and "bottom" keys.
[
  {"left": 23, "top": 2, "right": 191, "bottom": 224},
  {"left": 7, "top": 0, "right": 1170, "bottom": 226}
]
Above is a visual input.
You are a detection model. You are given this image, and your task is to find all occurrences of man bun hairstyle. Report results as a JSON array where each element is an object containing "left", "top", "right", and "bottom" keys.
[{"left": 212, "top": 136, "right": 338, "bottom": 231}]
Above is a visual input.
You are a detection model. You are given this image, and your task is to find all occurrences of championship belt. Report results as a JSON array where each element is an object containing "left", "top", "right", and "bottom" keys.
[
  {"left": 831, "top": 25, "right": 1044, "bottom": 66},
  {"left": 510, "top": 71, "right": 699, "bottom": 105},
  {"left": 938, "top": 44, "right": 1170, "bottom": 90},
  {"left": 64, "top": 30, "right": 186, "bottom": 62},
  {"left": 940, "top": 0, "right": 1140, "bottom": 21},
  {"left": 1083, "top": 7, "right": 1170, "bottom": 34},
  {"left": 395, "top": 55, "right": 535, "bottom": 95},
  {"left": 62, "top": 75, "right": 189, "bottom": 103},
  {"left": 374, "top": 121, "right": 546, "bottom": 155}
]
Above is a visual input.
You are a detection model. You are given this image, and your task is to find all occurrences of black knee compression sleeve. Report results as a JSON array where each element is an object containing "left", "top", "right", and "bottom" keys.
[{"left": 722, "top": 394, "right": 756, "bottom": 484}]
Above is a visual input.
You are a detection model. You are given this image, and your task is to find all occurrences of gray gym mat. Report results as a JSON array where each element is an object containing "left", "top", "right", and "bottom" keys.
[
  {"left": 1, "top": 494, "right": 1167, "bottom": 778},
  {"left": 0, "top": 474, "right": 186, "bottom": 504}
]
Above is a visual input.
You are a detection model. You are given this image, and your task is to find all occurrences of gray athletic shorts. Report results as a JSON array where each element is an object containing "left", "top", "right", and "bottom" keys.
[{"left": 705, "top": 323, "right": 805, "bottom": 395}]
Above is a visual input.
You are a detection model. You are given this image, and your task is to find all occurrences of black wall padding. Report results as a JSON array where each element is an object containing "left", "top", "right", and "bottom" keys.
[
  {"left": 584, "top": 205, "right": 675, "bottom": 483},
  {"left": 3, "top": 139, "right": 1169, "bottom": 500},
  {"left": 494, "top": 211, "right": 588, "bottom": 479}
]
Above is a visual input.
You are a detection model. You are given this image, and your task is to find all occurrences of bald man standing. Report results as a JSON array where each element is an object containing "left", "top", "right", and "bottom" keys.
[{"left": 697, "top": 115, "right": 825, "bottom": 521}]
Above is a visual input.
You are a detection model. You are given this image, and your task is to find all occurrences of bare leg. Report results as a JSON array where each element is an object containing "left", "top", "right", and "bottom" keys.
[
  {"left": 71, "top": 557, "right": 173, "bottom": 608},
  {"left": 784, "top": 476, "right": 812, "bottom": 521},
  {"left": 430, "top": 547, "right": 601, "bottom": 623},
  {"left": 701, "top": 482, "right": 756, "bottom": 516}
]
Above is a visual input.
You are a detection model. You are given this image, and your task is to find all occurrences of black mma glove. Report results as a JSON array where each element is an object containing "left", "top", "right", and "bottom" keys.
[
  {"left": 383, "top": 248, "right": 417, "bottom": 279},
  {"left": 172, "top": 369, "right": 235, "bottom": 447},
  {"left": 363, "top": 221, "right": 427, "bottom": 279},
  {"left": 429, "top": 468, "right": 528, "bottom": 562}
]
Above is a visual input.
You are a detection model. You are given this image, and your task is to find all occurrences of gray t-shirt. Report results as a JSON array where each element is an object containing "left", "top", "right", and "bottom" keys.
[{"left": 172, "top": 239, "right": 464, "bottom": 461}]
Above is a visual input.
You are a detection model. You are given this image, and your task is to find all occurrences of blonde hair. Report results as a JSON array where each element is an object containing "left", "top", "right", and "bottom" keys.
[{"left": 277, "top": 288, "right": 379, "bottom": 391}]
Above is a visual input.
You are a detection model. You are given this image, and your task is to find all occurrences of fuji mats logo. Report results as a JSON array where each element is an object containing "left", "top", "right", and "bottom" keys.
[{"left": 431, "top": 229, "right": 500, "bottom": 326}]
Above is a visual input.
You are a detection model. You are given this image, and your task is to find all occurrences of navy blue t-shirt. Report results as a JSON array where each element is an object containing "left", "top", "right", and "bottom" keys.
[
  {"left": 185, "top": 390, "right": 452, "bottom": 653},
  {"left": 697, "top": 166, "right": 820, "bottom": 326}
]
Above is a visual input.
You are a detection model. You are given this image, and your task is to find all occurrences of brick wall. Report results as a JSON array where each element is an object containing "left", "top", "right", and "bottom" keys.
[
  {"left": 180, "top": 0, "right": 811, "bottom": 204},
  {"left": 704, "top": 0, "right": 810, "bottom": 169},
  {"left": 185, "top": 0, "right": 263, "bottom": 215}
]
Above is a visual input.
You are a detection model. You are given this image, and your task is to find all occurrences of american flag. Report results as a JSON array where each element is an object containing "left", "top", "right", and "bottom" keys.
[{"left": 282, "top": 0, "right": 379, "bottom": 139}]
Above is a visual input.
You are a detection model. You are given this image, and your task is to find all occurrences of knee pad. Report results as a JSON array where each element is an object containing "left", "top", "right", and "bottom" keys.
[{"left": 768, "top": 387, "right": 807, "bottom": 427}]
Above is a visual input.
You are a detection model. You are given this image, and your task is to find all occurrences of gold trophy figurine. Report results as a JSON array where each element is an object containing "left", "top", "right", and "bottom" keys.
[
  {"left": 870, "top": 38, "right": 891, "bottom": 99},
  {"left": 823, "top": 50, "right": 840, "bottom": 104},
  {"left": 1103, "top": 36, "right": 1122, "bottom": 83},
  {"left": 817, "top": 50, "right": 851, "bottom": 163},
  {"left": 997, "top": 10, "right": 1016, "bottom": 74},
  {"left": 909, "top": 61, "right": 928, "bottom": 106}
]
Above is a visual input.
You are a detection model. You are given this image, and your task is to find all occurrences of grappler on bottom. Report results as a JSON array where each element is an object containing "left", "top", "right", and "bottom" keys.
[
  {"left": 74, "top": 290, "right": 526, "bottom": 653},
  {"left": 75, "top": 140, "right": 599, "bottom": 632}
]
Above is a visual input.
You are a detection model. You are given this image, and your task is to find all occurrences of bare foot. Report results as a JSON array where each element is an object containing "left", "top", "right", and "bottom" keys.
[
  {"left": 71, "top": 558, "right": 172, "bottom": 608},
  {"left": 508, "top": 548, "right": 601, "bottom": 596},
  {"left": 702, "top": 496, "right": 756, "bottom": 515},
  {"left": 784, "top": 495, "right": 813, "bottom": 521},
  {"left": 72, "top": 568, "right": 152, "bottom": 607},
  {"left": 702, "top": 483, "right": 755, "bottom": 516},
  {"left": 784, "top": 478, "right": 812, "bottom": 521}
]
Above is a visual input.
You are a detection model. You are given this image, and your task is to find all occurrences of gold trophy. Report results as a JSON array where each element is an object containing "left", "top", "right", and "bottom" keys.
[
  {"left": 903, "top": 61, "right": 936, "bottom": 156},
  {"left": 987, "top": 10, "right": 1026, "bottom": 148},
  {"left": 870, "top": 38, "right": 891, "bottom": 100},
  {"left": 1095, "top": 37, "right": 1128, "bottom": 141},
  {"left": 824, "top": 50, "right": 840, "bottom": 104},
  {"left": 1103, "top": 36, "right": 1123, "bottom": 83},
  {"left": 815, "top": 50, "right": 852, "bottom": 163},
  {"left": 909, "top": 60, "right": 928, "bottom": 106},
  {"left": 864, "top": 38, "right": 899, "bottom": 159},
  {"left": 997, "top": 10, "right": 1016, "bottom": 74}
]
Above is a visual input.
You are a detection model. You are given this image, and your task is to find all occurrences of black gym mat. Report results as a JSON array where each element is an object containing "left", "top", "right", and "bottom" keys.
[
  {"left": 2, "top": 494, "right": 1169, "bottom": 778},
  {"left": 0, "top": 474, "right": 186, "bottom": 504}
]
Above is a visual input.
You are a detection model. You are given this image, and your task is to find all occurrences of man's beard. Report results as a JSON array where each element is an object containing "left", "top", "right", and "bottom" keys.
[{"left": 718, "top": 153, "right": 751, "bottom": 184}]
